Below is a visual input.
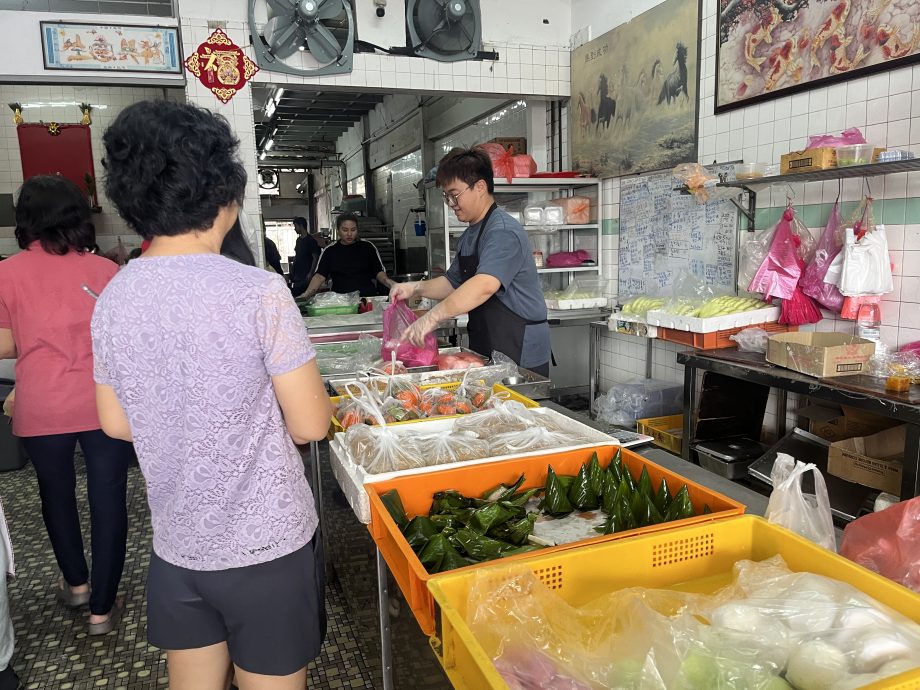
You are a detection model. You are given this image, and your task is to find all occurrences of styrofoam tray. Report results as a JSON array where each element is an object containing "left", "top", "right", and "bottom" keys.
[
  {"left": 645, "top": 306, "right": 780, "bottom": 333},
  {"left": 545, "top": 297, "right": 608, "bottom": 310},
  {"left": 328, "top": 408, "right": 617, "bottom": 524}
]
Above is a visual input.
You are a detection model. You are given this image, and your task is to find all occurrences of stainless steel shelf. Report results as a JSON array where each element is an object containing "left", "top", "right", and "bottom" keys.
[{"left": 719, "top": 158, "right": 920, "bottom": 187}]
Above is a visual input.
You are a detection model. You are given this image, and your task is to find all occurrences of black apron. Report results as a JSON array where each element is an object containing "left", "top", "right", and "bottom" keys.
[{"left": 459, "top": 203, "right": 548, "bottom": 367}]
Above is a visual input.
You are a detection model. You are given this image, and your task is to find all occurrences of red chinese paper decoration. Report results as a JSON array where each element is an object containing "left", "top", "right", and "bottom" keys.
[{"left": 184, "top": 28, "right": 259, "bottom": 104}]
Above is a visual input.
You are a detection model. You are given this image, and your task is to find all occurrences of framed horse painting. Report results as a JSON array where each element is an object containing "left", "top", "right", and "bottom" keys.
[
  {"left": 716, "top": 1, "right": 920, "bottom": 113},
  {"left": 570, "top": 0, "right": 702, "bottom": 178}
]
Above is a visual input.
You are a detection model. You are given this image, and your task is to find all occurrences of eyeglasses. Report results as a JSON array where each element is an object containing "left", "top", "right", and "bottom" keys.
[{"left": 442, "top": 185, "right": 473, "bottom": 207}]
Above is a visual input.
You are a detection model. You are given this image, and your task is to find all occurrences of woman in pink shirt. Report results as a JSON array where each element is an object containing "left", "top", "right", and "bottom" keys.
[{"left": 0, "top": 175, "right": 133, "bottom": 636}]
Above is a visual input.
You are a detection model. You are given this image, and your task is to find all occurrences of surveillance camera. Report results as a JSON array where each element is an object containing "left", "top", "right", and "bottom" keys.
[
  {"left": 374, "top": 0, "right": 386, "bottom": 17},
  {"left": 376, "top": 5, "right": 385, "bottom": 16}
]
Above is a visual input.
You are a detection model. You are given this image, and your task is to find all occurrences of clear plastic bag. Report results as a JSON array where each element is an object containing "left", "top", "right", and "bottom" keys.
[
  {"left": 729, "top": 328, "right": 768, "bottom": 353},
  {"left": 479, "top": 350, "right": 520, "bottom": 388},
  {"left": 594, "top": 380, "right": 683, "bottom": 427},
  {"left": 412, "top": 430, "right": 491, "bottom": 466},
  {"left": 840, "top": 495, "right": 920, "bottom": 593},
  {"left": 381, "top": 300, "right": 438, "bottom": 368},
  {"left": 314, "top": 334, "right": 381, "bottom": 376},
  {"left": 466, "top": 554, "right": 920, "bottom": 690},
  {"left": 488, "top": 425, "right": 593, "bottom": 456},
  {"left": 343, "top": 423, "right": 425, "bottom": 473},
  {"left": 765, "top": 453, "right": 836, "bottom": 552},
  {"left": 310, "top": 290, "right": 361, "bottom": 307},
  {"left": 452, "top": 399, "right": 538, "bottom": 438},
  {"left": 737, "top": 226, "right": 776, "bottom": 294}
]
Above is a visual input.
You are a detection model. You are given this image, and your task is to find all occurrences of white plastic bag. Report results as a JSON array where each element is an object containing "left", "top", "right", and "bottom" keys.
[
  {"left": 765, "top": 453, "right": 836, "bottom": 552},
  {"left": 729, "top": 328, "right": 768, "bottom": 353},
  {"left": 839, "top": 226, "right": 894, "bottom": 297}
]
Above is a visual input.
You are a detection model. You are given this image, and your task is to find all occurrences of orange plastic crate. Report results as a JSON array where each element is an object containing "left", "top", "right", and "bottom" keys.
[
  {"left": 365, "top": 445, "right": 745, "bottom": 636},
  {"left": 657, "top": 321, "right": 797, "bottom": 350}
]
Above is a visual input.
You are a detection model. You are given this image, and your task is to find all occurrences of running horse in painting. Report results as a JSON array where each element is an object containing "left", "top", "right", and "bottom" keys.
[{"left": 658, "top": 42, "right": 690, "bottom": 105}]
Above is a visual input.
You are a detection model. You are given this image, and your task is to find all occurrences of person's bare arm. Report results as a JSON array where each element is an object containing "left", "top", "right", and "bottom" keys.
[
  {"left": 389, "top": 276, "right": 455, "bottom": 302},
  {"left": 0, "top": 329, "right": 15, "bottom": 359},
  {"left": 400, "top": 274, "right": 500, "bottom": 346},
  {"left": 299, "top": 273, "right": 327, "bottom": 299},
  {"left": 375, "top": 271, "right": 395, "bottom": 291},
  {"left": 271, "top": 359, "right": 332, "bottom": 445},
  {"left": 96, "top": 384, "right": 133, "bottom": 441}
]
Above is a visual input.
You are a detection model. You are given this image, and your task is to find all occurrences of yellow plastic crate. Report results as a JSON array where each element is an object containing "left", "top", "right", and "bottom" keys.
[
  {"left": 328, "top": 382, "right": 538, "bottom": 438},
  {"left": 637, "top": 414, "right": 684, "bottom": 454},
  {"left": 427, "top": 516, "right": 920, "bottom": 690}
]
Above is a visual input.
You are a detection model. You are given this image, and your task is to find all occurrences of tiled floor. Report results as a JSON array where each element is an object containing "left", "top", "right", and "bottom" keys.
[{"left": 0, "top": 442, "right": 446, "bottom": 690}]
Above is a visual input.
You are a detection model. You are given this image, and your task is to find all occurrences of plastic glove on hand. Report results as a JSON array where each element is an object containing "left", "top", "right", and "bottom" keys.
[
  {"left": 389, "top": 282, "right": 418, "bottom": 302},
  {"left": 400, "top": 311, "right": 438, "bottom": 347}
]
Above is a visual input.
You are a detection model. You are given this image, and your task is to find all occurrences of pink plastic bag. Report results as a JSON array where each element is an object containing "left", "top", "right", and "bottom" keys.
[
  {"left": 840, "top": 496, "right": 920, "bottom": 593},
  {"left": 546, "top": 250, "right": 593, "bottom": 268},
  {"left": 381, "top": 300, "right": 438, "bottom": 368},
  {"left": 748, "top": 208, "right": 802, "bottom": 301},
  {"left": 807, "top": 127, "right": 867, "bottom": 150},
  {"left": 801, "top": 201, "right": 845, "bottom": 312}
]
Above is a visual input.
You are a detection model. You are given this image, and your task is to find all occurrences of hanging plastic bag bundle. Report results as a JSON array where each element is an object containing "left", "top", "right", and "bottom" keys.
[
  {"left": 839, "top": 225, "right": 894, "bottom": 297},
  {"left": 381, "top": 299, "right": 438, "bottom": 368},
  {"left": 747, "top": 208, "right": 804, "bottom": 301},
  {"left": 801, "top": 201, "right": 845, "bottom": 312},
  {"left": 765, "top": 453, "right": 836, "bottom": 552}
]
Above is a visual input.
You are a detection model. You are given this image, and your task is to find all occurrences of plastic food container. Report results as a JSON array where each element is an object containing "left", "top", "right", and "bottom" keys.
[
  {"left": 836, "top": 143, "right": 875, "bottom": 167},
  {"left": 734, "top": 162, "right": 766, "bottom": 180},
  {"left": 523, "top": 206, "right": 544, "bottom": 225},
  {"left": 542, "top": 206, "right": 565, "bottom": 225}
]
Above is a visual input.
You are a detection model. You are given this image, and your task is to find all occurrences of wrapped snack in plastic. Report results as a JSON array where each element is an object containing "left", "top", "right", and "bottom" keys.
[
  {"left": 344, "top": 424, "right": 426, "bottom": 473},
  {"left": 384, "top": 375, "right": 423, "bottom": 412},
  {"left": 418, "top": 388, "right": 465, "bottom": 416},
  {"left": 378, "top": 396, "right": 423, "bottom": 424},
  {"left": 412, "top": 430, "right": 490, "bottom": 466},
  {"left": 488, "top": 426, "right": 589, "bottom": 456},
  {"left": 369, "top": 359, "right": 408, "bottom": 376},
  {"left": 309, "top": 290, "right": 361, "bottom": 307},
  {"left": 453, "top": 400, "right": 539, "bottom": 438}
]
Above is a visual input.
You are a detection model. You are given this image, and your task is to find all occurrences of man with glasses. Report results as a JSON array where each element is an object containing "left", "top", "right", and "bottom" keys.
[{"left": 390, "top": 147, "right": 550, "bottom": 376}]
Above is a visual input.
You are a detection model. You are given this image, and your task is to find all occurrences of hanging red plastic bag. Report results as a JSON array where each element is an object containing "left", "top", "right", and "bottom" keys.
[
  {"left": 477, "top": 143, "right": 536, "bottom": 183},
  {"left": 801, "top": 201, "right": 845, "bottom": 312},
  {"left": 840, "top": 496, "right": 920, "bottom": 593},
  {"left": 748, "top": 208, "right": 803, "bottom": 301},
  {"left": 381, "top": 300, "right": 438, "bottom": 368}
]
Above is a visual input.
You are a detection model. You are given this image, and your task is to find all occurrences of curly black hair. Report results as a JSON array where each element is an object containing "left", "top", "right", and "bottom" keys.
[
  {"left": 102, "top": 100, "right": 247, "bottom": 239},
  {"left": 15, "top": 175, "right": 95, "bottom": 255}
]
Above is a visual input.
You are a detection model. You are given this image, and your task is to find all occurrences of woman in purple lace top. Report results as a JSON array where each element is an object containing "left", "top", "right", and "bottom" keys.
[{"left": 92, "top": 100, "right": 332, "bottom": 690}]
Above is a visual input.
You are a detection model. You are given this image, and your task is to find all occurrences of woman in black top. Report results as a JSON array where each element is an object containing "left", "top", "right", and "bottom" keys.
[{"left": 299, "top": 213, "right": 394, "bottom": 298}]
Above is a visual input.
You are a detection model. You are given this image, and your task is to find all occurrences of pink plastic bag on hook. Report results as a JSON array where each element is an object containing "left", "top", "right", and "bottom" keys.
[{"left": 801, "top": 201, "right": 845, "bottom": 312}]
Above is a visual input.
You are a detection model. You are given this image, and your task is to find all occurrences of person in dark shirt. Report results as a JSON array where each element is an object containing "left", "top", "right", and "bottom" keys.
[
  {"left": 299, "top": 213, "right": 394, "bottom": 298},
  {"left": 263, "top": 233, "right": 285, "bottom": 277},
  {"left": 289, "top": 216, "right": 320, "bottom": 296}
]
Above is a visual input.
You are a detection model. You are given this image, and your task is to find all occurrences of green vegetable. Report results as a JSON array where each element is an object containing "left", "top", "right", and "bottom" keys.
[
  {"left": 402, "top": 516, "right": 436, "bottom": 551},
  {"left": 542, "top": 466, "right": 574, "bottom": 516},
  {"left": 568, "top": 463, "right": 599, "bottom": 511},
  {"left": 381, "top": 489, "right": 408, "bottom": 529}
]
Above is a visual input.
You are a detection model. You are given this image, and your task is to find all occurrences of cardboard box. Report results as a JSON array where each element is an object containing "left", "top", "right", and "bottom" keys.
[
  {"left": 781, "top": 147, "right": 837, "bottom": 174},
  {"left": 488, "top": 137, "right": 527, "bottom": 154},
  {"left": 798, "top": 403, "right": 900, "bottom": 442},
  {"left": 827, "top": 425, "right": 904, "bottom": 494},
  {"left": 766, "top": 332, "right": 876, "bottom": 378}
]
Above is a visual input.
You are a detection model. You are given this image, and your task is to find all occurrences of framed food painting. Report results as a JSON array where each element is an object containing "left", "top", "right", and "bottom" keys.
[
  {"left": 41, "top": 21, "right": 182, "bottom": 74},
  {"left": 570, "top": 0, "right": 702, "bottom": 177},
  {"left": 717, "top": 1, "right": 920, "bottom": 113}
]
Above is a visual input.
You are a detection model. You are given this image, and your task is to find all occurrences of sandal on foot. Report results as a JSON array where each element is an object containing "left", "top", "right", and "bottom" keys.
[
  {"left": 88, "top": 599, "right": 124, "bottom": 636},
  {"left": 55, "top": 582, "right": 90, "bottom": 609}
]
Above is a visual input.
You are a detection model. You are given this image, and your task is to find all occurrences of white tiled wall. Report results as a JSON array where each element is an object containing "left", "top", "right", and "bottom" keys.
[
  {"left": 0, "top": 84, "right": 175, "bottom": 256},
  {"left": 588, "top": 0, "right": 920, "bottom": 438}
]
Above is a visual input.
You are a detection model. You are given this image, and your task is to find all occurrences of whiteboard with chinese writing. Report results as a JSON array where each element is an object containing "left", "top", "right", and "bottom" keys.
[{"left": 618, "top": 165, "right": 738, "bottom": 298}]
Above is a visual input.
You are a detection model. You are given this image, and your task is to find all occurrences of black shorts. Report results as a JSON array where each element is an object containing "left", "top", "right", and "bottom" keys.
[{"left": 147, "top": 533, "right": 326, "bottom": 676}]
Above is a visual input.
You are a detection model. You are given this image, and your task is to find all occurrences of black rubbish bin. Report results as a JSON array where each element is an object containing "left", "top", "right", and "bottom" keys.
[{"left": 0, "top": 379, "right": 28, "bottom": 472}]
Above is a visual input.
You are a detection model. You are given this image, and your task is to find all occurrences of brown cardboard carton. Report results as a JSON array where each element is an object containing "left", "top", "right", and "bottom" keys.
[
  {"left": 798, "top": 403, "right": 900, "bottom": 442},
  {"left": 766, "top": 332, "right": 876, "bottom": 378},
  {"left": 827, "top": 425, "right": 904, "bottom": 494},
  {"left": 781, "top": 147, "right": 837, "bottom": 174}
]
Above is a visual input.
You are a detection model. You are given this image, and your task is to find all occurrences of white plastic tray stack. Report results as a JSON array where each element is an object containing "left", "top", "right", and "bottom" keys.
[
  {"left": 328, "top": 408, "right": 617, "bottom": 524},
  {"left": 545, "top": 296, "right": 609, "bottom": 310},
  {"left": 645, "top": 306, "right": 780, "bottom": 333}
]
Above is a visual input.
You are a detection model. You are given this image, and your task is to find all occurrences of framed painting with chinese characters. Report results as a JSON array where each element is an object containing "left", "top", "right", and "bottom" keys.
[
  {"left": 570, "top": 0, "right": 701, "bottom": 177},
  {"left": 41, "top": 21, "right": 182, "bottom": 73},
  {"left": 717, "top": 1, "right": 920, "bottom": 113}
]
